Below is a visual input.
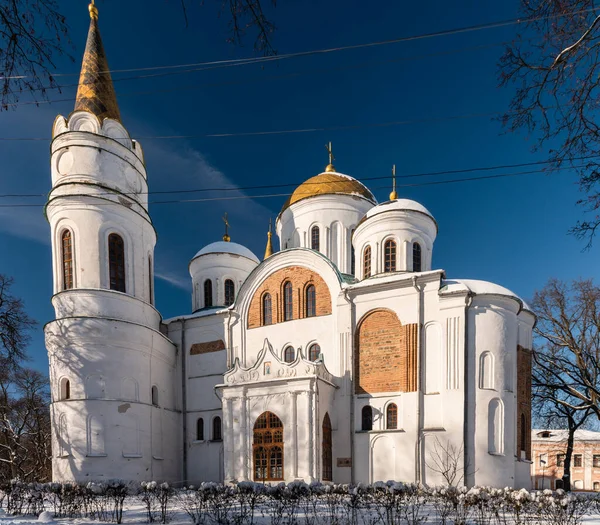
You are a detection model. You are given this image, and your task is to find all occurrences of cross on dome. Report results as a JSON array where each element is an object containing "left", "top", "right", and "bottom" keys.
[{"left": 325, "top": 141, "right": 335, "bottom": 172}]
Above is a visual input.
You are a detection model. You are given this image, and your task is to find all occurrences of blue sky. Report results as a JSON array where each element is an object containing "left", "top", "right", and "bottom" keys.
[{"left": 0, "top": 0, "right": 598, "bottom": 372}]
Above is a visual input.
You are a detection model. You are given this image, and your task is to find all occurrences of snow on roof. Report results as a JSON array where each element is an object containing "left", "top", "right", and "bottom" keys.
[
  {"left": 532, "top": 429, "right": 600, "bottom": 442},
  {"left": 365, "top": 198, "right": 434, "bottom": 220},
  {"left": 441, "top": 278, "right": 531, "bottom": 311},
  {"left": 192, "top": 241, "right": 259, "bottom": 263}
]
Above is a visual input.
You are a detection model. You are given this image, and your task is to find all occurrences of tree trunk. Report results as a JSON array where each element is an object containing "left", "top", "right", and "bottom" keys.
[{"left": 562, "top": 415, "right": 578, "bottom": 492}]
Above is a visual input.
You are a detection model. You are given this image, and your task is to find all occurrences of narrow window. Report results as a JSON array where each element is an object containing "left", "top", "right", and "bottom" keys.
[
  {"left": 413, "top": 242, "right": 422, "bottom": 272},
  {"left": 574, "top": 454, "right": 583, "bottom": 467},
  {"left": 594, "top": 455, "right": 600, "bottom": 468},
  {"left": 309, "top": 343, "right": 321, "bottom": 362},
  {"left": 61, "top": 230, "right": 74, "bottom": 290},
  {"left": 479, "top": 352, "right": 494, "bottom": 389},
  {"left": 224, "top": 279, "right": 235, "bottom": 306},
  {"left": 488, "top": 398, "right": 503, "bottom": 454},
  {"left": 148, "top": 256, "right": 153, "bottom": 305},
  {"left": 322, "top": 413, "right": 333, "bottom": 481},
  {"left": 361, "top": 406, "right": 373, "bottom": 431},
  {"left": 350, "top": 229, "right": 356, "bottom": 275},
  {"left": 386, "top": 403, "right": 398, "bottom": 430},
  {"left": 151, "top": 386, "right": 158, "bottom": 406},
  {"left": 204, "top": 279, "right": 213, "bottom": 308},
  {"left": 212, "top": 416, "right": 222, "bottom": 441},
  {"left": 283, "top": 281, "right": 293, "bottom": 321},
  {"left": 311, "top": 226, "right": 320, "bottom": 251},
  {"left": 262, "top": 293, "right": 272, "bottom": 326},
  {"left": 284, "top": 346, "right": 295, "bottom": 363},
  {"left": 196, "top": 418, "right": 204, "bottom": 441},
  {"left": 384, "top": 240, "right": 396, "bottom": 273},
  {"left": 306, "top": 285, "right": 316, "bottom": 317},
  {"left": 363, "top": 246, "right": 372, "bottom": 278},
  {"left": 557, "top": 454, "right": 565, "bottom": 467},
  {"left": 108, "top": 233, "right": 126, "bottom": 292},
  {"left": 60, "top": 378, "right": 71, "bottom": 400},
  {"left": 520, "top": 413, "right": 526, "bottom": 452}
]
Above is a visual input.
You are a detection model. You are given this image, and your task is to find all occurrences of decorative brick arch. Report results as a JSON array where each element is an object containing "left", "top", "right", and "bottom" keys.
[
  {"left": 248, "top": 266, "right": 332, "bottom": 328},
  {"left": 354, "top": 309, "right": 418, "bottom": 394}
]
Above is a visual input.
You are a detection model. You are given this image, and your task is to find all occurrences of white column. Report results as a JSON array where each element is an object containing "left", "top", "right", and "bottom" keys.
[
  {"left": 242, "top": 389, "right": 249, "bottom": 480},
  {"left": 291, "top": 391, "right": 298, "bottom": 478},
  {"left": 307, "top": 386, "right": 314, "bottom": 479},
  {"left": 224, "top": 397, "right": 234, "bottom": 482}
]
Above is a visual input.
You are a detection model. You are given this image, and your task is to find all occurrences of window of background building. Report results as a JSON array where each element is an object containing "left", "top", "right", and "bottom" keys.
[
  {"left": 574, "top": 454, "right": 583, "bottom": 467},
  {"left": 594, "top": 455, "right": 600, "bottom": 468},
  {"left": 557, "top": 454, "right": 565, "bottom": 467}
]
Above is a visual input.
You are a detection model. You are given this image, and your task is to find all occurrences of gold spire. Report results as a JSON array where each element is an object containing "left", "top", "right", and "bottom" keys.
[
  {"left": 389, "top": 164, "right": 398, "bottom": 200},
  {"left": 325, "top": 141, "right": 335, "bottom": 172},
  {"left": 222, "top": 213, "right": 231, "bottom": 242},
  {"left": 74, "top": 1, "right": 121, "bottom": 122},
  {"left": 264, "top": 219, "right": 274, "bottom": 260}
]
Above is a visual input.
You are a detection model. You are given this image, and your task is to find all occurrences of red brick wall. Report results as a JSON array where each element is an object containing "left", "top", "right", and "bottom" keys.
[
  {"left": 248, "top": 266, "right": 332, "bottom": 329},
  {"left": 190, "top": 340, "right": 225, "bottom": 355},
  {"left": 354, "top": 309, "right": 418, "bottom": 394},
  {"left": 517, "top": 345, "right": 532, "bottom": 460}
]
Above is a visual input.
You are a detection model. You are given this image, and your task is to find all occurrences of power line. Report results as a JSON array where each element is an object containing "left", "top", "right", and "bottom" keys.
[
  {"left": 2, "top": 5, "right": 595, "bottom": 82},
  {"left": 0, "top": 164, "right": 577, "bottom": 209},
  {"left": 0, "top": 154, "right": 593, "bottom": 200},
  {"left": 7, "top": 41, "right": 505, "bottom": 106}
]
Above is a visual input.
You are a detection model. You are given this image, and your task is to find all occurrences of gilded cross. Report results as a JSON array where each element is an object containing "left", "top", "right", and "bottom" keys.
[
  {"left": 325, "top": 141, "right": 334, "bottom": 165},
  {"left": 222, "top": 213, "right": 231, "bottom": 241}
]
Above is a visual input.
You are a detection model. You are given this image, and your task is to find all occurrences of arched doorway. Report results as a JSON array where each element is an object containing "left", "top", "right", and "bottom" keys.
[
  {"left": 253, "top": 412, "right": 284, "bottom": 481},
  {"left": 322, "top": 413, "right": 332, "bottom": 481}
]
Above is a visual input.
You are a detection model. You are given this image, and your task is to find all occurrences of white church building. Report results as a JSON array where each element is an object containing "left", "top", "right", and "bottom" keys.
[{"left": 45, "top": 3, "right": 534, "bottom": 488}]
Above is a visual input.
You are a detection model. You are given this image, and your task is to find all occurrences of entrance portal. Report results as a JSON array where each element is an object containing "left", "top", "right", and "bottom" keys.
[{"left": 253, "top": 411, "right": 284, "bottom": 481}]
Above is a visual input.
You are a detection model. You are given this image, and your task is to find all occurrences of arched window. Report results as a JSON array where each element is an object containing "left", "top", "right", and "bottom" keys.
[
  {"left": 253, "top": 412, "right": 284, "bottom": 481},
  {"left": 488, "top": 398, "right": 504, "bottom": 454},
  {"left": 363, "top": 246, "right": 372, "bottom": 278},
  {"left": 108, "top": 233, "right": 126, "bottom": 292},
  {"left": 413, "top": 242, "right": 422, "bottom": 272},
  {"left": 386, "top": 403, "right": 398, "bottom": 430},
  {"left": 262, "top": 293, "right": 272, "bottom": 326},
  {"left": 212, "top": 416, "right": 222, "bottom": 441},
  {"left": 60, "top": 378, "right": 71, "bottom": 400},
  {"left": 309, "top": 343, "right": 321, "bottom": 362},
  {"left": 151, "top": 385, "right": 158, "bottom": 406},
  {"left": 361, "top": 406, "right": 373, "bottom": 431},
  {"left": 520, "top": 413, "right": 527, "bottom": 452},
  {"left": 204, "top": 279, "right": 213, "bottom": 308},
  {"left": 283, "top": 281, "right": 293, "bottom": 321},
  {"left": 284, "top": 346, "right": 295, "bottom": 363},
  {"left": 311, "top": 226, "right": 320, "bottom": 251},
  {"left": 224, "top": 279, "right": 235, "bottom": 306},
  {"left": 61, "top": 230, "right": 74, "bottom": 290},
  {"left": 322, "top": 413, "right": 333, "bottom": 481},
  {"left": 196, "top": 418, "right": 204, "bottom": 441},
  {"left": 384, "top": 240, "right": 396, "bottom": 273},
  {"left": 594, "top": 482, "right": 600, "bottom": 491},
  {"left": 479, "top": 352, "right": 494, "bottom": 389},
  {"left": 306, "top": 285, "right": 316, "bottom": 317}
]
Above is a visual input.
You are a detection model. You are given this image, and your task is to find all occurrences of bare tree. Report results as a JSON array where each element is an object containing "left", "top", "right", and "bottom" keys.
[
  {"left": 530, "top": 278, "right": 600, "bottom": 489},
  {"left": 0, "top": 275, "right": 36, "bottom": 366},
  {"left": 0, "top": 361, "right": 51, "bottom": 482},
  {"left": 425, "top": 437, "right": 471, "bottom": 486},
  {"left": 499, "top": 1, "right": 600, "bottom": 246},
  {"left": 532, "top": 365, "right": 592, "bottom": 492},
  {"left": 0, "top": 0, "right": 72, "bottom": 111}
]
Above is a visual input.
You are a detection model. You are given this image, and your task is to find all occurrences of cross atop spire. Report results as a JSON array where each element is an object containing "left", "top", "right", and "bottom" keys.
[
  {"left": 390, "top": 164, "right": 398, "bottom": 200},
  {"left": 325, "top": 142, "right": 336, "bottom": 172},
  {"left": 74, "top": 2, "right": 121, "bottom": 122},
  {"left": 222, "top": 213, "right": 231, "bottom": 242}
]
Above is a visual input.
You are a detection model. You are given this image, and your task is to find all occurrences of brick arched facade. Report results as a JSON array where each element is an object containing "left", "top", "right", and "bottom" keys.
[
  {"left": 247, "top": 266, "right": 332, "bottom": 329},
  {"left": 354, "top": 309, "right": 418, "bottom": 394}
]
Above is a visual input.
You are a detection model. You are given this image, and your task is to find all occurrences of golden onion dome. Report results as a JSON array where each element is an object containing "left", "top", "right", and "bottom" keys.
[{"left": 280, "top": 171, "right": 376, "bottom": 214}]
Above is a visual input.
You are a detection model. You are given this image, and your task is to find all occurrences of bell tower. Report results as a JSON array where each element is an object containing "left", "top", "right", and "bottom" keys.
[{"left": 45, "top": 2, "right": 180, "bottom": 482}]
